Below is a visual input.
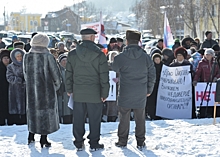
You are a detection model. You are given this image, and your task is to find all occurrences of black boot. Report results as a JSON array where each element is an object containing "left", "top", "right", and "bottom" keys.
[
  {"left": 40, "top": 135, "right": 51, "bottom": 148},
  {"left": 28, "top": 132, "right": 35, "bottom": 145}
]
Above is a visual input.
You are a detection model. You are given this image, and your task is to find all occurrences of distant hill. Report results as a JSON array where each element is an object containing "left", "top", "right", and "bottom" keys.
[{"left": 87, "top": 0, "right": 136, "bottom": 12}]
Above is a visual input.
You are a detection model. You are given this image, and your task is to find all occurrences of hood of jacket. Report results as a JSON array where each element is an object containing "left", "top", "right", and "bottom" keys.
[
  {"left": 76, "top": 40, "right": 101, "bottom": 63},
  {"left": 10, "top": 48, "right": 25, "bottom": 66},
  {"left": 122, "top": 45, "right": 144, "bottom": 59}
]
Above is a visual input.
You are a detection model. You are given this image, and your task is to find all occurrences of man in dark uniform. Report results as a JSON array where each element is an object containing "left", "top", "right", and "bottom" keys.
[
  {"left": 112, "top": 30, "right": 156, "bottom": 150},
  {"left": 65, "top": 28, "right": 110, "bottom": 151}
]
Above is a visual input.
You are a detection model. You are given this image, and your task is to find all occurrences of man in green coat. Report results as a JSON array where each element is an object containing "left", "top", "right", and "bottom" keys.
[{"left": 65, "top": 28, "right": 109, "bottom": 151}]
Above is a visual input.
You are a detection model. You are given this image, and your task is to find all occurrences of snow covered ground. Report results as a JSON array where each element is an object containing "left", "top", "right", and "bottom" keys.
[{"left": 1, "top": 118, "right": 220, "bottom": 157}]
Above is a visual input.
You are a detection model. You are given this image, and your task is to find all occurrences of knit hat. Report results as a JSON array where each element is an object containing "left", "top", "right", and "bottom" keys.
[
  {"left": 174, "top": 47, "right": 187, "bottom": 59},
  {"left": 12, "top": 35, "right": 18, "bottom": 41},
  {"left": 174, "top": 38, "right": 180, "bottom": 43},
  {"left": 204, "top": 48, "right": 215, "bottom": 56},
  {"left": 205, "top": 31, "right": 212, "bottom": 37},
  {"left": 152, "top": 53, "right": 162, "bottom": 61},
  {"left": 0, "top": 49, "right": 10, "bottom": 60},
  {"left": 158, "top": 39, "right": 163, "bottom": 43},
  {"left": 212, "top": 44, "right": 220, "bottom": 51},
  {"left": 13, "top": 41, "right": 25, "bottom": 48},
  {"left": 162, "top": 48, "right": 173, "bottom": 57},
  {"left": 58, "top": 54, "right": 67, "bottom": 63},
  {"left": 57, "top": 42, "right": 65, "bottom": 49},
  {"left": 126, "top": 29, "right": 141, "bottom": 41},
  {"left": 30, "top": 34, "right": 50, "bottom": 47},
  {"left": 150, "top": 48, "right": 162, "bottom": 57},
  {"left": 109, "top": 38, "right": 117, "bottom": 43}
]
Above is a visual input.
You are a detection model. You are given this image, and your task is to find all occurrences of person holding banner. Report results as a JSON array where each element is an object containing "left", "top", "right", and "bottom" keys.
[
  {"left": 170, "top": 47, "right": 196, "bottom": 118},
  {"left": 112, "top": 29, "right": 156, "bottom": 150},
  {"left": 65, "top": 28, "right": 109, "bottom": 151},
  {"left": 193, "top": 48, "right": 220, "bottom": 118}
]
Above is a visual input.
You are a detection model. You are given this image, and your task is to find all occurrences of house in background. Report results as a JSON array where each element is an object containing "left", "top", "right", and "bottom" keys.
[
  {"left": 41, "top": 7, "right": 81, "bottom": 33},
  {"left": 8, "top": 12, "right": 41, "bottom": 32}
]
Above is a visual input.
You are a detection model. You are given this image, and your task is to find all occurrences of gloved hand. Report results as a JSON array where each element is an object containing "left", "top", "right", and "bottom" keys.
[
  {"left": 213, "top": 77, "right": 217, "bottom": 82},
  {"left": 192, "top": 81, "right": 197, "bottom": 86}
]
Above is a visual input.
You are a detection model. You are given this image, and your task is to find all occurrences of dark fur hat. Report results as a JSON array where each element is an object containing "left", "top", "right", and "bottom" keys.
[
  {"left": 126, "top": 29, "right": 141, "bottom": 41},
  {"left": 174, "top": 47, "right": 187, "bottom": 59}
]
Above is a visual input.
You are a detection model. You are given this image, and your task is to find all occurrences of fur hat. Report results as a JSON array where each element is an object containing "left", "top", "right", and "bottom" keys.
[
  {"left": 152, "top": 53, "right": 162, "bottom": 61},
  {"left": 126, "top": 29, "right": 141, "bottom": 41},
  {"left": 57, "top": 42, "right": 65, "bottom": 49},
  {"left": 30, "top": 34, "right": 50, "bottom": 48},
  {"left": 80, "top": 28, "right": 97, "bottom": 35},
  {"left": 110, "top": 38, "right": 117, "bottom": 43},
  {"left": 0, "top": 49, "right": 10, "bottom": 60},
  {"left": 174, "top": 47, "right": 187, "bottom": 59},
  {"left": 204, "top": 48, "right": 215, "bottom": 56}
]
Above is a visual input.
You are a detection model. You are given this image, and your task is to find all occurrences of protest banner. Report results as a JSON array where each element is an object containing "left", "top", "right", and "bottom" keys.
[
  {"left": 81, "top": 22, "right": 101, "bottom": 43},
  {"left": 195, "top": 83, "right": 218, "bottom": 107},
  {"left": 106, "top": 71, "right": 117, "bottom": 101},
  {"left": 156, "top": 65, "right": 192, "bottom": 119}
]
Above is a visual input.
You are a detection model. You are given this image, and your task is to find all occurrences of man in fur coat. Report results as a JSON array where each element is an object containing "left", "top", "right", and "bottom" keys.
[{"left": 23, "top": 34, "right": 61, "bottom": 147}]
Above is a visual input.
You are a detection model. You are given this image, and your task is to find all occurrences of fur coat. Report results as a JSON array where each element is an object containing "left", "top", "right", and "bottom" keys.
[
  {"left": 23, "top": 46, "right": 61, "bottom": 135},
  {"left": 6, "top": 49, "right": 26, "bottom": 114}
]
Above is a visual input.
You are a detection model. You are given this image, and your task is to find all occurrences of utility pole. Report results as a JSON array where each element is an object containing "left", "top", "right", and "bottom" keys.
[
  {"left": 3, "top": 6, "right": 6, "bottom": 30},
  {"left": 218, "top": 0, "right": 220, "bottom": 39}
]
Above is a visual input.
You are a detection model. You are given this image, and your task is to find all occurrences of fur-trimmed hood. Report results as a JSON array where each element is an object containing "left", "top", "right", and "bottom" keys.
[{"left": 10, "top": 48, "right": 25, "bottom": 66}]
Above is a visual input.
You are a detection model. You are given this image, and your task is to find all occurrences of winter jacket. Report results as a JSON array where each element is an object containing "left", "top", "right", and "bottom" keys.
[
  {"left": 57, "top": 65, "right": 72, "bottom": 117},
  {"left": 0, "top": 61, "right": 9, "bottom": 119},
  {"left": 194, "top": 58, "right": 220, "bottom": 82},
  {"left": 23, "top": 46, "right": 61, "bottom": 135},
  {"left": 189, "top": 52, "right": 202, "bottom": 72},
  {"left": 200, "top": 39, "right": 218, "bottom": 49},
  {"left": 112, "top": 45, "right": 156, "bottom": 109},
  {"left": 6, "top": 49, "right": 26, "bottom": 115},
  {"left": 65, "top": 40, "right": 110, "bottom": 103}
]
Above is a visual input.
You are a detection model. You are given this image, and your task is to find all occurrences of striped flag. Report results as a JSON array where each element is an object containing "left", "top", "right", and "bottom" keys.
[
  {"left": 163, "top": 12, "right": 174, "bottom": 49},
  {"left": 99, "top": 11, "right": 108, "bottom": 54}
]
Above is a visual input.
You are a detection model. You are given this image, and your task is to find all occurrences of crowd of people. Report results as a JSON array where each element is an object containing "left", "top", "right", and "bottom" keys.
[{"left": 0, "top": 28, "right": 220, "bottom": 151}]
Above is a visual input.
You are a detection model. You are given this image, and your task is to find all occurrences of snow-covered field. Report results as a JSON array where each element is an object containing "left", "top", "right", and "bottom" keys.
[{"left": 1, "top": 118, "right": 220, "bottom": 157}]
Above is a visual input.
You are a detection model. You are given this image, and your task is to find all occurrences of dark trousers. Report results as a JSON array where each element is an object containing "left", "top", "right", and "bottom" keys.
[
  {"left": 73, "top": 102, "right": 103, "bottom": 148},
  {"left": 118, "top": 106, "right": 146, "bottom": 146}
]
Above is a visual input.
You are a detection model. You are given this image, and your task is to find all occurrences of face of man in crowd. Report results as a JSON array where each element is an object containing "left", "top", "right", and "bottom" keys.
[
  {"left": 117, "top": 41, "right": 123, "bottom": 47},
  {"left": 15, "top": 53, "right": 22, "bottom": 62},
  {"left": 207, "top": 33, "right": 212, "bottom": 40},
  {"left": 60, "top": 58, "right": 67, "bottom": 68},
  {"left": 158, "top": 41, "right": 163, "bottom": 48},
  {"left": 2, "top": 56, "right": 10, "bottom": 66},
  {"left": 186, "top": 40, "right": 190, "bottom": 45},
  {"left": 176, "top": 54, "right": 184, "bottom": 62},
  {"left": 205, "top": 54, "right": 213, "bottom": 61},
  {"left": 154, "top": 57, "right": 161, "bottom": 64}
]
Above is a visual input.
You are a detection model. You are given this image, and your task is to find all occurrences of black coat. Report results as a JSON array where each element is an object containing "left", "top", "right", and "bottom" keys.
[
  {"left": 146, "top": 62, "right": 163, "bottom": 120},
  {"left": 112, "top": 45, "right": 156, "bottom": 109},
  {"left": 0, "top": 41, "right": 6, "bottom": 49},
  {"left": 0, "top": 61, "right": 9, "bottom": 119}
]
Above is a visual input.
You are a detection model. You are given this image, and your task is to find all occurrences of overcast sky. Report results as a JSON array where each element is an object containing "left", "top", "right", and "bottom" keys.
[{"left": 0, "top": 0, "right": 83, "bottom": 18}]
